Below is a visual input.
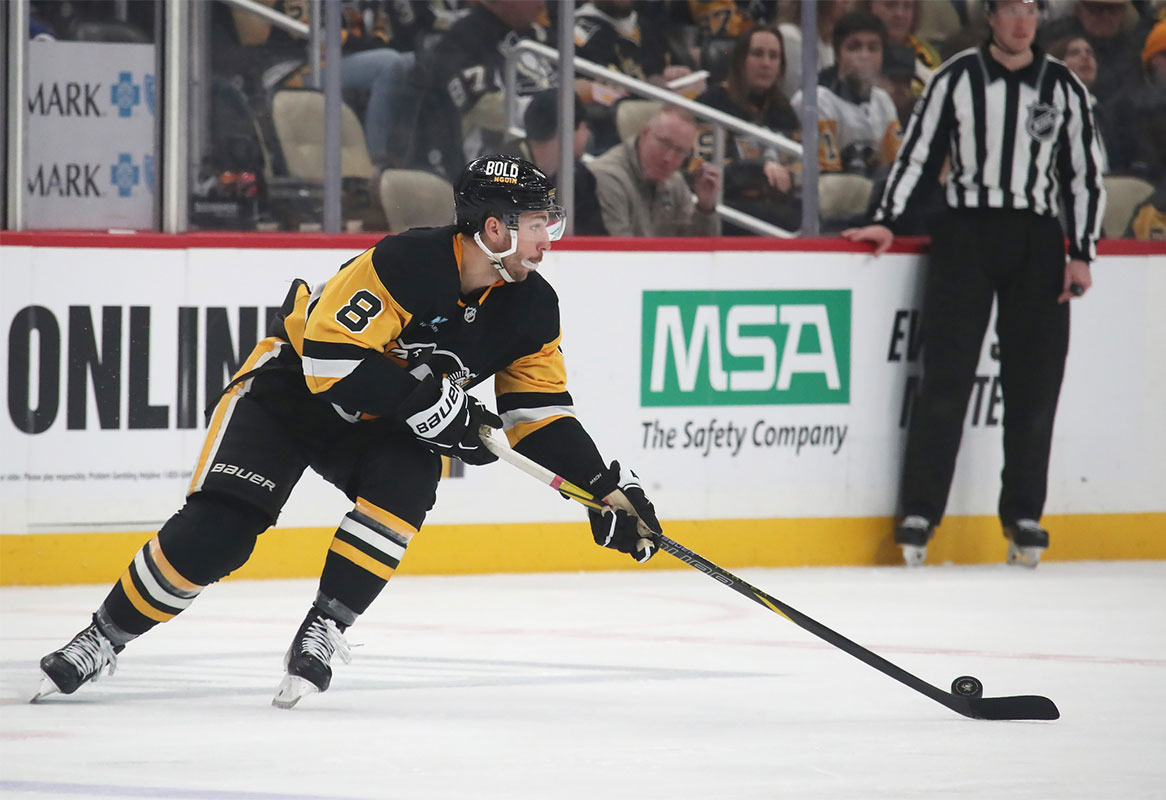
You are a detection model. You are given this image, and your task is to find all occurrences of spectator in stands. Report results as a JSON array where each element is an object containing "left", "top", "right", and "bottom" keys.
[
  {"left": 590, "top": 105, "right": 722, "bottom": 236},
  {"left": 792, "top": 12, "right": 903, "bottom": 178},
  {"left": 1038, "top": 0, "right": 1148, "bottom": 109},
  {"left": 656, "top": 0, "right": 777, "bottom": 85},
  {"left": 29, "top": 8, "right": 57, "bottom": 41},
  {"left": 1107, "top": 19, "right": 1166, "bottom": 183},
  {"left": 878, "top": 43, "right": 919, "bottom": 126},
  {"left": 575, "top": 1, "right": 693, "bottom": 87},
  {"left": 574, "top": 1, "right": 699, "bottom": 152},
  {"left": 224, "top": 1, "right": 419, "bottom": 172},
  {"left": 1049, "top": 34, "right": 1098, "bottom": 86},
  {"left": 779, "top": 0, "right": 856, "bottom": 100},
  {"left": 406, "top": 1, "right": 555, "bottom": 180},
  {"left": 694, "top": 24, "right": 801, "bottom": 233},
  {"left": 1124, "top": 185, "right": 1166, "bottom": 240},
  {"left": 517, "top": 91, "right": 609, "bottom": 236},
  {"left": 1047, "top": 35, "right": 1112, "bottom": 171},
  {"left": 334, "top": 3, "right": 418, "bottom": 171},
  {"left": 860, "top": 0, "right": 940, "bottom": 95},
  {"left": 381, "top": 1, "right": 466, "bottom": 54}
]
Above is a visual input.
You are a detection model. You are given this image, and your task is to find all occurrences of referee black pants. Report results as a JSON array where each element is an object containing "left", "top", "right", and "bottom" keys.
[{"left": 901, "top": 209, "right": 1070, "bottom": 526}]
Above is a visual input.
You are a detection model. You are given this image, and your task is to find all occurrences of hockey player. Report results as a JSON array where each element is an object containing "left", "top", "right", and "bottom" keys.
[{"left": 34, "top": 156, "right": 661, "bottom": 709}]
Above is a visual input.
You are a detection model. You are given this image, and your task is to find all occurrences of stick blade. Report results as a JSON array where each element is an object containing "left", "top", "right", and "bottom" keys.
[{"left": 958, "top": 694, "right": 1060, "bottom": 721}]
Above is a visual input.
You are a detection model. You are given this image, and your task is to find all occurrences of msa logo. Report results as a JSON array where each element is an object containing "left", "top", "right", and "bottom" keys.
[
  {"left": 210, "top": 462, "right": 276, "bottom": 491},
  {"left": 642, "top": 290, "right": 850, "bottom": 407}
]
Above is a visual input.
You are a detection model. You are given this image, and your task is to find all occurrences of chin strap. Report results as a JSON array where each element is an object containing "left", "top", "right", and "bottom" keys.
[{"left": 473, "top": 231, "right": 517, "bottom": 283}]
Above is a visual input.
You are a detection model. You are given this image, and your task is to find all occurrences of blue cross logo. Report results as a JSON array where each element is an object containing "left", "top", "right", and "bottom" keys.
[
  {"left": 111, "top": 153, "right": 140, "bottom": 198},
  {"left": 111, "top": 72, "right": 141, "bottom": 118}
]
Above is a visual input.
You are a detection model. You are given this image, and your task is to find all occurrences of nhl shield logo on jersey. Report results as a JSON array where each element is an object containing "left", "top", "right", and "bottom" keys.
[
  {"left": 463, "top": 306, "right": 477, "bottom": 323},
  {"left": 1025, "top": 102, "right": 1060, "bottom": 142}
]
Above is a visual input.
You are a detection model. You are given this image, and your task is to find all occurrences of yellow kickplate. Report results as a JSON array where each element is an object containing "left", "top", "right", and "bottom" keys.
[{"left": 1, "top": 513, "right": 1162, "bottom": 586}]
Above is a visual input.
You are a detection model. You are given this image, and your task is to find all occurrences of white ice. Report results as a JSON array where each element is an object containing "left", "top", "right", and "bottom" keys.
[{"left": 2, "top": 561, "right": 1164, "bottom": 799}]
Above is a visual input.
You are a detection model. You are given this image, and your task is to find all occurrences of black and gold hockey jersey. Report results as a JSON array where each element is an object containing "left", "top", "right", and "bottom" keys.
[{"left": 272, "top": 225, "right": 606, "bottom": 485}]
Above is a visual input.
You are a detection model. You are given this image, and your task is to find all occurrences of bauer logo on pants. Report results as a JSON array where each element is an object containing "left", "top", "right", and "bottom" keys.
[
  {"left": 210, "top": 462, "right": 276, "bottom": 491},
  {"left": 641, "top": 290, "right": 851, "bottom": 407}
]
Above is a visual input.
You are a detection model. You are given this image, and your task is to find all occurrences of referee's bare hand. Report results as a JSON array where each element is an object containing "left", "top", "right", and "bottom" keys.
[
  {"left": 841, "top": 224, "right": 894, "bottom": 256},
  {"left": 1058, "top": 258, "right": 1092, "bottom": 304}
]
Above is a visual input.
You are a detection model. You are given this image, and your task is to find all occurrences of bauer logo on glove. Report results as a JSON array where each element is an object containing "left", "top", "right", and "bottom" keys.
[{"left": 401, "top": 375, "right": 502, "bottom": 465}]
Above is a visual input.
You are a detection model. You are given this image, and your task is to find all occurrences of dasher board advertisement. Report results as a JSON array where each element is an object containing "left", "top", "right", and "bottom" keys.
[
  {"left": 24, "top": 41, "right": 156, "bottom": 230},
  {"left": 2, "top": 243, "right": 1163, "bottom": 536}
]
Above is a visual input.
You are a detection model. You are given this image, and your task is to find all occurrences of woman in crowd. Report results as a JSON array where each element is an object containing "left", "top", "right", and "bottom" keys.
[
  {"left": 694, "top": 24, "right": 801, "bottom": 233},
  {"left": 1048, "top": 34, "right": 1111, "bottom": 172}
]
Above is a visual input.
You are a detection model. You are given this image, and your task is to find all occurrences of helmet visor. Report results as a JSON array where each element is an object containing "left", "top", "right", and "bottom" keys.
[{"left": 506, "top": 206, "right": 566, "bottom": 243}]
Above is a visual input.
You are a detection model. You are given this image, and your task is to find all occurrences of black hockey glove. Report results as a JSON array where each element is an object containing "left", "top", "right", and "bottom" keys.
[
  {"left": 585, "top": 461, "right": 661, "bottom": 563},
  {"left": 401, "top": 375, "right": 502, "bottom": 465}
]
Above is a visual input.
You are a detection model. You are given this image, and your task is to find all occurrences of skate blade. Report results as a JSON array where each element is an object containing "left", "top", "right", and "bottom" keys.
[
  {"left": 272, "top": 674, "right": 318, "bottom": 709},
  {"left": 899, "top": 544, "right": 927, "bottom": 568},
  {"left": 29, "top": 673, "right": 61, "bottom": 703},
  {"left": 1006, "top": 543, "right": 1043, "bottom": 569}
]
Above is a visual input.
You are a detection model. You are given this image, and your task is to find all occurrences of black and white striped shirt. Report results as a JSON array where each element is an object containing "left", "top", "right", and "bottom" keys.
[{"left": 873, "top": 43, "right": 1106, "bottom": 261}]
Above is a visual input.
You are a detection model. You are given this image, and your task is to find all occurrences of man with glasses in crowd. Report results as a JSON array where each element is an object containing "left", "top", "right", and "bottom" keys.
[{"left": 590, "top": 106, "right": 722, "bottom": 236}]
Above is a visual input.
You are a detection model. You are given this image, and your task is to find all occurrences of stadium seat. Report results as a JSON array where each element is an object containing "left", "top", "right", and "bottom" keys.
[
  {"left": 378, "top": 169, "right": 455, "bottom": 232},
  {"left": 818, "top": 173, "right": 874, "bottom": 221},
  {"left": 271, "top": 89, "right": 374, "bottom": 183},
  {"left": 615, "top": 99, "right": 664, "bottom": 142},
  {"left": 1101, "top": 175, "right": 1155, "bottom": 238}
]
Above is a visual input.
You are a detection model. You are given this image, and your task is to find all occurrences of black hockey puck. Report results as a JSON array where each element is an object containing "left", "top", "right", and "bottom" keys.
[
  {"left": 952, "top": 675, "right": 984, "bottom": 698},
  {"left": 1070, "top": 283, "right": 1085, "bottom": 297}
]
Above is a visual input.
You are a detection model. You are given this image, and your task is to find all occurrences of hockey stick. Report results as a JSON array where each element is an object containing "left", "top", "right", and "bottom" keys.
[{"left": 481, "top": 430, "right": 1059, "bottom": 722}]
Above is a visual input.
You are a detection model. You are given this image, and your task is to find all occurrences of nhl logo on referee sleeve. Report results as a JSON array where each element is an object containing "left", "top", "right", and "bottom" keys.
[{"left": 1025, "top": 102, "right": 1061, "bottom": 141}]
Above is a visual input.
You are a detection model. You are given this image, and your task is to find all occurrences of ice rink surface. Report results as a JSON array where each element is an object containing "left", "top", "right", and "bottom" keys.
[{"left": 2, "top": 561, "right": 1164, "bottom": 800}]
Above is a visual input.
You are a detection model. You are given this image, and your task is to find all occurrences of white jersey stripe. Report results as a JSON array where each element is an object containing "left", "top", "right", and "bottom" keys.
[
  {"left": 500, "top": 405, "right": 576, "bottom": 429},
  {"left": 301, "top": 355, "right": 363, "bottom": 380},
  {"left": 133, "top": 548, "right": 197, "bottom": 610},
  {"left": 339, "top": 516, "right": 408, "bottom": 562}
]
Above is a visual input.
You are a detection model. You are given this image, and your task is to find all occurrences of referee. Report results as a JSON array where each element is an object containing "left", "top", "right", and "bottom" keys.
[{"left": 843, "top": 0, "right": 1105, "bottom": 568}]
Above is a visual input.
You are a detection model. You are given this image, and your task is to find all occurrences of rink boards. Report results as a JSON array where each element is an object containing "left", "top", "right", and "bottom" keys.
[{"left": 2, "top": 233, "right": 1163, "bottom": 584}]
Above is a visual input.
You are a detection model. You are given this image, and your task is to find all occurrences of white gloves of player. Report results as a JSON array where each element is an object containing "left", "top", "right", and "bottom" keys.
[
  {"left": 585, "top": 461, "right": 661, "bottom": 563},
  {"left": 401, "top": 375, "right": 501, "bottom": 465}
]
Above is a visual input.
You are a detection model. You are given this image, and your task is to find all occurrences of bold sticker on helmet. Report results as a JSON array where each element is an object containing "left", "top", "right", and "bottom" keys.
[{"left": 483, "top": 161, "right": 520, "bottom": 179}]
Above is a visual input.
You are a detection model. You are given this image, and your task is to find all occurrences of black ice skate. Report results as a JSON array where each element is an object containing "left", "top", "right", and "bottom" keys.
[
  {"left": 894, "top": 515, "right": 934, "bottom": 567},
  {"left": 272, "top": 609, "right": 352, "bottom": 709},
  {"left": 32, "top": 619, "right": 124, "bottom": 701},
  {"left": 1003, "top": 519, "right": 1049, "bottom": 568}
]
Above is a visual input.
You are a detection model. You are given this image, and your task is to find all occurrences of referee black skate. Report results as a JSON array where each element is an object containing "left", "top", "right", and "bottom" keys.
[{"left": 843, "top": 0, "right": 1105, "bottom": 568}]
